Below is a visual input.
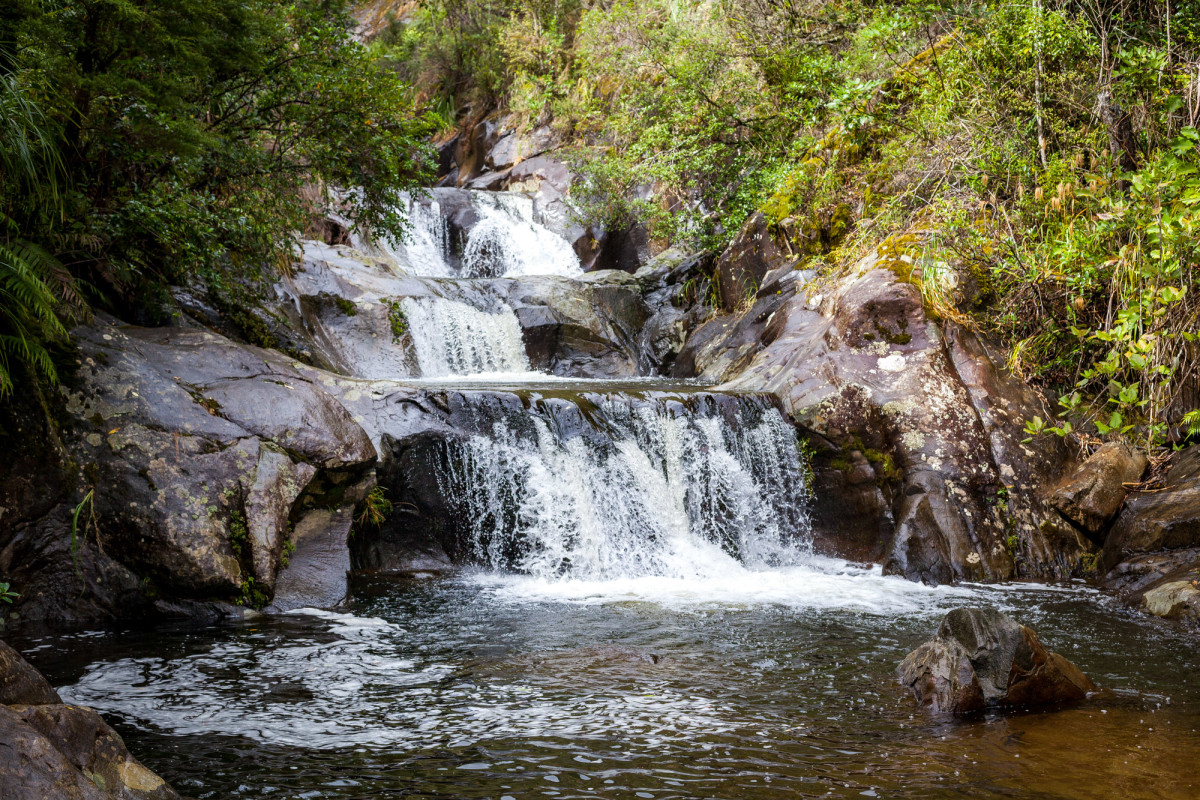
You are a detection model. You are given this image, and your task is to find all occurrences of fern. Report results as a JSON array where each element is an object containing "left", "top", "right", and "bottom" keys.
[
  {"left": 1184, "top": 410, "right": 1200, "bottom": 439},
  {"left": 0, "top": 240, "right": 81, "bottom": 395},
  {"left": 0, "top": 66, "right": 84, "bottom": 396}
]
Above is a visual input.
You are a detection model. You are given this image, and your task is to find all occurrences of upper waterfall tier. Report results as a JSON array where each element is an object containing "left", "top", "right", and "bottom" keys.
[
  {"left": 354, "top": 189, "right": 582, "bottom": 278},
  {"left": 279, "top": 242, "right": 654, "bottom": 380}
]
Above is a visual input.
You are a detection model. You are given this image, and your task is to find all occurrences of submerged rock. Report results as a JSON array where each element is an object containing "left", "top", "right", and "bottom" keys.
[
  {"left": 0, "top": 639, "right": 181, "bottom": 799},
  {"left": 898, "top": 607, "right": 1095, "bottom": 714}
]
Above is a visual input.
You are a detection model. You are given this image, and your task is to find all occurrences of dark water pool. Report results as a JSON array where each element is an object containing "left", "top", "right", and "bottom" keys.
[{"left": 16, "top": 561, "right": 1200, "bottom": 800}]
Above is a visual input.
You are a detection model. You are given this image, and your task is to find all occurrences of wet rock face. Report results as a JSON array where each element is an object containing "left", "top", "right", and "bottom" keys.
[
  {"left": 1050, "top": 442, "right": 1147, "bottom": 539},
  {"left": 688, "top": 260, "right": 1080, "bottom": 584},
  {"left": 1103, "top": 446, "right": 1200, "bottom": 570},
  {"left": 282, "top": 241, "right": 653, "bottom": 379},
  {"left": 0, "top": 317, "right": 377, "bottom": 631},
  {"left": 898, "top": 607, "right": 1095, "bottom": 714},
  {"left": 0, "top": 640, "right": 181, "bottom": 799}
]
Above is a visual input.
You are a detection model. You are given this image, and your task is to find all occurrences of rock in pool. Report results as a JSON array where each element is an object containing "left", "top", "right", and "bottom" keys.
[{"left": 897, "top": 607, "right": 1095, "bottom": 714}]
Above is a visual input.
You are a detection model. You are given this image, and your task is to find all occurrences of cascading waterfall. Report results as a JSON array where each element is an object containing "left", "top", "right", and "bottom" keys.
[
  {"left": 459, "top": 192, "right": 580, "bottom": 278},
  {"left": 364, "top": 194, "right": 456, "bottom": 276},
  {"left": 359, "top": 190, "right": 580, "bottom": 278},
  {"left": 402, "top": 296, "right": 530, "bottom": 376},
  {"left": 435, "top": 394, "right": 810, "bottom": 580}
]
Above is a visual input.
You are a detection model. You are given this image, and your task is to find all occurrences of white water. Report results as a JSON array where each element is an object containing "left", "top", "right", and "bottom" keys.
[
  {"left": 475, "top": 559, "right": 990, "bottom": 613},
  {"left": 366, "top": 194, "right": 455, "bottom": 276},
  {"left": 440, "top": 398, "right": 812, "bottom": 580},
  {"left": 363, "top": 191, "right": 580, "bottom": 278},
  {"left": 459, "top": 192, "right": 580, "bottom": 278},
  {"left": 402, "top": 296, "right": 531, "bottom": 377}
]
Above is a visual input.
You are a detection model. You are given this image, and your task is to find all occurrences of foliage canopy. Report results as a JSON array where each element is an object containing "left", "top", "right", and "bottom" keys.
[{"left": 0, "top": 0, "right": 433, "bottom": 392}]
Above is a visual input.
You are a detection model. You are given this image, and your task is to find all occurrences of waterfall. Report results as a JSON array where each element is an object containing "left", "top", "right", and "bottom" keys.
[
  {"left": 435, "top": 394, "right": 810, "bottom": 580},
  {"left": 358, "top": 190, "right": 580, "bottom": 278},
  {"left": 459, "top": 193, "right": 580, "bottom": 278},
  {"left": 363, "top": 194, "right": 455, "bottom": 276},
  {"left": 399, "top": 196, "right": 454, "bottom": 276},
  {"left": 402, "top": 296, "right": 530, "bottom": 377}
]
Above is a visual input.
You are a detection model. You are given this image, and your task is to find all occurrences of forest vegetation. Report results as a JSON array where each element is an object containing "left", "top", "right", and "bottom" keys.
[
  {"left": 4, "top": 0, "right": 1200, "bottom": 455},
  {"left": 379, "top": 0, "right": 1200, "bottom": 454},
  {"left": 0, "top": 0, "right": 434, "bottom": 394}
]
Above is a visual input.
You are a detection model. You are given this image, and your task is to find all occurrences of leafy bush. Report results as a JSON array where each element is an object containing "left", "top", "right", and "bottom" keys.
[{"left": 0, "top": 0, "right": 434, "bottom": 393}]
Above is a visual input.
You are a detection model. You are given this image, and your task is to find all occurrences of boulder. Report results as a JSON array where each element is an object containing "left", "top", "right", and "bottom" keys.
[
  {"left": 584, "top": 223, "right": 653, "bottom": 274},
  {"left": 714, "top": 212, "right": 788, "bottom": 310},
  {"left": 1101, "top": 547, "right": 1200, "bottom": 628},
  {"left": 1103, "top": 446, "right": 1200, "bottom": 570},
  {"left": 696, "top": 259, "right": 1080, "bottom": 584},
  {"left": 486, "top": 126, "right": 556, "bottom": 171},
  {"left": 1142, "top": 580, "right": 1200, "bottom": 622},
  {"left": 897, "top": 607, "right": 1095, "bottom": 714},
  {"left": 895, "top": 637, "right": 984, "bottom": 714},
  {"left": 1050, "top": 442, "right": 1147, "bottom": 538},
  {"left": 504, "top": 275, "right": 652, "bottom": 377},
  {"left": 268, "top": 506, "right": 358, "bottom": 611},
  {"left": 0, "top": 316, "right": 377, "bottom": 631},
  {"left": 0, "top": 640, "right": 181, "bottom": 799},
  {"left": 0, "top": 640, "right": 61, "bottom": 705}
]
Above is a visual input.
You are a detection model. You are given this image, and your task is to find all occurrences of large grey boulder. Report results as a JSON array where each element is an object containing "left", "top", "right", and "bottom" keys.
[
  {"left": 0, "top": 316, "right": 377, "bottom": 630},
  {"left": 0, "top": 639, "right": 181, "bottom": 799},
  {"left": 691, "top": 258, "right": 1081, "bottom": 584},
  {"left": 898, "top": 607, "right": 1095, "bottom": 714}
]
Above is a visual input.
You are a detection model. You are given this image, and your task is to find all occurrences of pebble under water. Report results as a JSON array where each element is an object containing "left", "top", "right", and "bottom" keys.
[{"left": 18, "top": 562, "right": 1200, "bottom": 800}]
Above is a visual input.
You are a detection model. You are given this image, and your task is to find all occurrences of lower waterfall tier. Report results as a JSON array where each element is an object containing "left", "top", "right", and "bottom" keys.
[{"left": 354, "top": 388, "right": 811, "bottom": 580}]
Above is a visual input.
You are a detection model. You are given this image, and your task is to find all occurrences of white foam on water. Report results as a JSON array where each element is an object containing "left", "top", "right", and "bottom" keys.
[
  {"left": 402, "top": 295, "right": 531, "bottom": 376},
  {"left": 472, "top": 558, "right": 983, "bottom": 615},
  {"left": 58, "top": 606, "right": 733, "bottom": 750}
]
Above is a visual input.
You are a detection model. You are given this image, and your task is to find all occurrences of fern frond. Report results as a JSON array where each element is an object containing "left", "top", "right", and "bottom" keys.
[{"left": 0, "top": 237, "right": 83, "bottom": 395}]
